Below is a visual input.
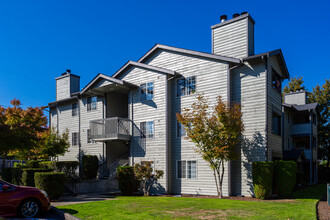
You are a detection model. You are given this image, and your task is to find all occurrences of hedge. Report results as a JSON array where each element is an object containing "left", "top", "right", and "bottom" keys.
[
  {"left": 39, "top": 161, "right": 54, "bottom": 170},
  {"left": 22, "top": 168, "right": 51, "bottom": 187},
  {"left": 0, "top": 168, "right": 12, "bottom": 182},
  {"left": 0, "top": 168, "right": 23, "bottom": 185},
  {"left": 252, "top": 161, "right": 274, "bottom": 199},
  {"left": 82, "top": 155, "right": 98, "bottom": 180},
  {"left": 35, "top": 172, "right": 65, "bottom": 200},
  {"left": 117, "top": 166, "right": 140, "bottom": 195},
  {"left": 26, "top": 160, "right": 41, "bottom": 168},
  {"left": 274, "top": 160, "right": 296, "bottom": 197}
]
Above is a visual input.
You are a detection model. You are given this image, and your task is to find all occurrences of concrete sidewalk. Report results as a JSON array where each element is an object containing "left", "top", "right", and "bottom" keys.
[{"left": 52, "top": 191, "right": 120, "bottom": 207}]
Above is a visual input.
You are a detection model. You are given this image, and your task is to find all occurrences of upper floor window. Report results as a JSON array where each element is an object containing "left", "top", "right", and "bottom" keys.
[
  {"left": 140, "top": 121, "right": 154, "bottom": 139},
  {"left": 72, "top": 132, "right": 79, "bottom": 146},
  {"left": 272, "top": 112, "right": 281, "bottom": 136},
  {"left": 87, "top": 129, "right": 94, "bottom": 144},
  {"left": 87, "top": 96, "right": 97, "bottom": 111},
  {"left": 272, "top": 71, "right": 282, "bottom": 93},
  {"left": 177, "top": 121, "right": 187, "bottom": 137},
  {"left": 177, "top": 160, "right": 197, "bottom": 179},
  {"left": 72, "top": 103, "right": 79, "bottom": 116},
  {"left": 140, "top": 82, "right": 154, "bottom": 101},
  {"left": 177, "top": 76, "right": 196, "bottom": 97}
]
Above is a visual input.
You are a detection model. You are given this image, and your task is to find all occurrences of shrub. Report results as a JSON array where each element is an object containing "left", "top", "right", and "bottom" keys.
[
  {"left": 82, "top": 155, "right": 98, "bottom": 180},
  {"left": 22, "top": 168, "right": 51, "bottom": 187},
  {"left": 39, "top": 161, "right": 54, "bottom": 170},
  {"left": 274, "top": 160, "right": 296, "bottom": 198},
  {"left": 134, "top": 162, "right": 164, "bottom": 196},
  {"left": 35, "top": 172, "right": 65, "bottom": 200},
  {"left": 13, "top": 162, "right": 27, "bottom": 168},
  {"left": 54, "top": 161, "right": 79, "bottom": 177},
  {"left": 117, "top": 166, "right": 140, "bottom": 195},
  {"left": 252, "top": 161, "right": 274, "bottom": 199},
  {"left": 26, "top": 160, "right": 41, "bottom": 168},
  {"left": 1, "top": 168, "right": 12, "bottom": 182},
  {"left": 10, "top": 168, "right": 23, "bottom": 185}
]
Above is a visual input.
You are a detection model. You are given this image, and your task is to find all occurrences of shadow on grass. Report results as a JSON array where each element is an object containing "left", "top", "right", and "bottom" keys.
[
  {"left": 59, "top": 208, "right": 79, "bottom": 215},
  {"left": 292, "top": 184, "right": 326, "bottom": 200}
]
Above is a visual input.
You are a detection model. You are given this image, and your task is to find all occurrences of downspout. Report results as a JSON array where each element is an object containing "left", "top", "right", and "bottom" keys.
[
  {"left": 281, "top": 106, "right": 285, "bottom": 155},
  {"left": 165, "top": 74, "right": 170, "bottom": 194},
  {"left": 262, "top": 55, "right": 269, "bottom": 161},
  {"left": 130, "top": 87, "right": 139, "bottom": 165},
  {"left": 78, "top": 97, "right": 82, "bottom": 177},
  {"left": 56, "top": 104, "right": 59, "bottom": 132},
  {"left": 227, "top": 63, "right": 231, "bottom": 196},
  {"left": 309, "top": 110, "right": 313, "bottom": 184},
  {"left": 103, "top": 94, "right": 106, "bottom": 164}
]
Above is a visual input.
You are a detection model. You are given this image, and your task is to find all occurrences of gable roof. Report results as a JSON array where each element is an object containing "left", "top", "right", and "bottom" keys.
[
  {"left": 80, "top": 73, "right": 138, "bottom": 95},
  {"left": 283, "top": 103, "right": 318, "bottom": 111},
  {"left": 243, "top": 49, "right": 290, "bottom": 79},
  {"left": 137, "top": 44, "right": 241, "bottom": 64},
  {"left": 112, "top": 60, "right": 176, "bottom": 79}
]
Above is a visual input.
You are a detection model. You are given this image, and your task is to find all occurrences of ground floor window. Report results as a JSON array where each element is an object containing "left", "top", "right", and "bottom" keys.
[
  {"left": 87, "top": 129, "right": 94, "bottom": 144},
  {"left": 177, "top": 160, "right": 197, "bottom": 179}
]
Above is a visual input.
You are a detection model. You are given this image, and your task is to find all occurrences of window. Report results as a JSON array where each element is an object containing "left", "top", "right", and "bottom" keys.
[
  {"left": 87, "top": 96, "right": 97, "bottom": 111},
  {"left": 72, "top": 103, "right": 79, "bottom": 116},
  {"left": 177, "top": 76, "right": 196, "bottom": 97},
  {"left": 87, "top": 129, "right": 94, "bottom": 144},
  {"left": 272, "top": 112, "right": 281, "bottom": 136},
  {"left": 140, "top": 82, "right": 154, "bottom": 101},
  {"left": 72, "top": 132, "right": 79, "bottom": 146},
  {"left": 140, "top": 121, "right": 154, "bottom": 138},
  {"left": 272, "top": 71, "right": 282, "bottom": 93},
  {"left": 177, "top": 121, "right": 186, "bottom": 137},
  {"left": 177, "top": 160, "right": 197, "bottom": 179}
]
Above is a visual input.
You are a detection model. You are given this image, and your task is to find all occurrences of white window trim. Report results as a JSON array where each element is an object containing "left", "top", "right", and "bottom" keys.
[
  {"left": 176, "top": 75, "right": 197, "bottom": 98},
  {"left": 176, "top": 160, "right": 198, "bottom": 180},
  {"left": 72, "top": 102, "right": 79, "bottom": 117},
  {"left": 72, "top": 132, "right": 79, "bottom": 146},
  {"left": 140, "top": 121, "right": 155, "bottom": 139},
  {"left": 87, "top": 129, "right": 95, "bottom": 144},
  {"left": 87, "top": 96, "right": 98, "bottom": 112},
  {"left": 140, "top": 81, "right": 154, "bottom": 102}
]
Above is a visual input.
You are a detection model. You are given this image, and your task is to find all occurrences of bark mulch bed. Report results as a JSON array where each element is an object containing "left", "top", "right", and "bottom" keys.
[{"left": 317, "top": 194, "right": 330, "bottom": 220}]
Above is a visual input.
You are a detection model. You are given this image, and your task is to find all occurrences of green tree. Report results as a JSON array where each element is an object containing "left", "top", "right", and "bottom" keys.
[
  {"left": 40, "top": 128, "right": 70, "bottom": 161},
  {"left": 283, "top": 76, "right": 306, "bottom": 93},
  {"left": 177, "top": 95, "right": 244, "bottom": 198},
  {"left": 309, "top": 79, "right": 330, "bottom": 166},
  {"left": 133, "top": 161, "right": 164, "bottom": 196}
]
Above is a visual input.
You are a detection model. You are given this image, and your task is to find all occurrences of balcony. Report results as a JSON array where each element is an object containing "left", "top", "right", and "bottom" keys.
[
  {"left": 290, "top": 123, "right": 311, "bottom": 135},
  {"left": 89, "top": 117, "right": 131, "bottom": 142}
]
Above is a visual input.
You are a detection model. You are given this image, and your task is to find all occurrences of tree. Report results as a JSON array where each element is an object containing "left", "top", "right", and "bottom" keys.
[
  {"left": 133, "top": 161, "right": 164, "bottom": 196},
  {"left": 177, "top": 95, "right": 244, "bottom": 198},
  {"left": 283, "top": 76, "right": 306, "bottom": 93},
  {"left": 40, "top": 128, "right": 70, "bottom": 161},
  {"left": 0, "top": 99, "right": 47, "bottom": 168},
  {"left": 309, "top": 79, "right": 330, "bottom": 166}
]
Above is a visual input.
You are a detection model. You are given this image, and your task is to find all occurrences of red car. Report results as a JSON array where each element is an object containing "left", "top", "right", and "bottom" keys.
[{"left": 0, "top": 180, "right": 51, "bottom": 218}]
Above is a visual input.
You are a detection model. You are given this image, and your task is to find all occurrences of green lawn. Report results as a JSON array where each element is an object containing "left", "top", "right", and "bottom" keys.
[{"left": 58, "top": 184, "right": 326, "bottom": 220}]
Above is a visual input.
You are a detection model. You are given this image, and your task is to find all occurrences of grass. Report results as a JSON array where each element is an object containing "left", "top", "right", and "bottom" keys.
[{"left": 58, "top": 184, "right": 326, "bottom": 220}]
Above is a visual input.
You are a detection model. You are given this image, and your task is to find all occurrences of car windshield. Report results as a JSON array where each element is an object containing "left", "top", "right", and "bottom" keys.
[{"left": 0, "top": 180, "right": 16, "bottom": 189}]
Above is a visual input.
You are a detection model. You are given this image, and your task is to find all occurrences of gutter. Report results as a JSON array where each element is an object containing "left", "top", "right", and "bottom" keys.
[{"left": 130, "top": 87, "right": 139, "bottom": 166}]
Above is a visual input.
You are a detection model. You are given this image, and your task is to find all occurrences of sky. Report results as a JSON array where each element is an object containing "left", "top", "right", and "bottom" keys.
[{"left": 0, "top": 0, "right": 329, "bottom": 110}]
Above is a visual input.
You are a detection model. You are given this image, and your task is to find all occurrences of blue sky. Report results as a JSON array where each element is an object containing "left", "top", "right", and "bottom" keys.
[{"left": 0, "top": 0, "right": 329, "bottom": 109}]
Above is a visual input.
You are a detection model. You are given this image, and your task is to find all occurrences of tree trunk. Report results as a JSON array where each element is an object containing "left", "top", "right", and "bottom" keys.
[
  {"left": 216, "top": 160, "right": 225, "bottom": 198},
  {"left": 213, "top": 168, "right": 220, "bottom": 198}
]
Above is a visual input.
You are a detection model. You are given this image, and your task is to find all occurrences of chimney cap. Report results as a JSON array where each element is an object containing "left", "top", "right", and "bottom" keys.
[
  {"left": 220, "top": 15, "right": 227, "bottom": 22},
  {"left": 233, "top": 13, "right": 240, "bottom": 18}
]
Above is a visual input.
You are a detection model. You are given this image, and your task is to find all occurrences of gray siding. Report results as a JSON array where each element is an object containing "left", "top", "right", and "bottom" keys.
[
  {"left": 56, "top": 76, "right": 70, "bottom": 100},
  {"left": 230, "top": 60, "right": 267, "bottom": 196},
  {"left": 142, "top": 50, "right": 230, "bottom": 196},
  {"left": 267, "top": 59, "right": 283, "bottom": 159},
  {"left": 118, "top": 66, "right": 168, "bottom": 194},
  {"left": 212, "top": 17, "right": 254, "bottom": 59}
]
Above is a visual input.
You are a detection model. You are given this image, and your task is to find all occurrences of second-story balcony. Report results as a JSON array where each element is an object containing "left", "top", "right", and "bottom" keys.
[{"left": 89, "top": 117, "right": 131, "bottom": 142}]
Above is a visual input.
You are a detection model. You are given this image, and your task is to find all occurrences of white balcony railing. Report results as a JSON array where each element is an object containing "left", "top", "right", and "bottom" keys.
[{"left": 89, "top": 117, "right": 131, "bottom": 141}]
